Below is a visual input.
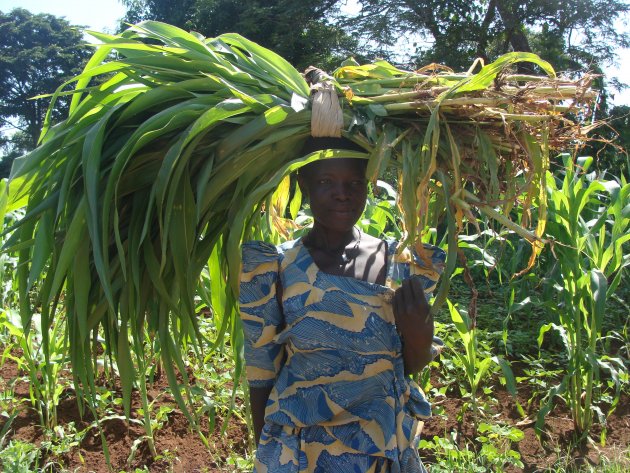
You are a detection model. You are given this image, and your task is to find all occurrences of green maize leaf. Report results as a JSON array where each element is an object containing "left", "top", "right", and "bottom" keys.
[
  {"left": 114, "top": 80, "right": 220, "bottom": 125},
  {"left": 153, "top": 99, "right": 252, "bottom": 213},
  {"left": 117, "top": 314, "right": 135, "bottom": 419},
  {"left": 2, "top": 188, "right": 59, "bottom": 240},
  {"left": 167, "top": 171, "right": 198, "bottom": 325},
  {"left": 590, "top": 270, "right": 608, "bottom": 335},
  {"left": 226, "top": 303, "right": 244, "bottom": 434},
  {"left": 0, "top": 180, "right": 8, "bottom": 219},
  {"left": 476, "top": 130, "right": 500, "bottom": 200},
  {"left": 493, "top": 356, "right": 517, "bottom": 397},
  {"left": 127, "top": 22, "right": 219, "bottom": 59},
  {"left": 474, "top": 357, "right": 494, "bottom": 390},
  {"left": 208, "top": 242, "right": 229, "bottom": 352},
  {"left": 44, "top": 63, "right": 139, "bottom": 118},
  {"left": 366, "top": 125, "right": 397, "bottom": 183},
  {"left": 445, "top": 52, "right": 555, "bottom": 98},
  {"left": 220, "top": 33, "right": 309, "bottom": 97},
  {"left": 26, "top": 210, "right": 53, "bottom": 292},
  {"left": 47, "top": 200, "right": 87, "bottom": 305},
  {"left": 289, "top": 182, "right": 303, "bottom": 221},
  {"left": 68, "top": 40, "right": 121, "bottom": 115},
  {"left": 72, "top": 239, "right": 91, "bottom": 343},
  {"left": 157, "top": 306, "right": 195, "bottom": 427}
]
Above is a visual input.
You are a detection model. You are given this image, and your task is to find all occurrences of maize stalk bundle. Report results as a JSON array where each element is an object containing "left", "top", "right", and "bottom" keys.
[{"left": 2, "top": 22, "right": 596, "bottom": 418}]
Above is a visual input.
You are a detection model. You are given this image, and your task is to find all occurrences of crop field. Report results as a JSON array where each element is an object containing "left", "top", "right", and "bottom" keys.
[{"left": 0, "top": 154, "right": 628, "bottom": 472}]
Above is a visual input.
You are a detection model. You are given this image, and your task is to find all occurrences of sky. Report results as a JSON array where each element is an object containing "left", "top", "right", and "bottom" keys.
[
  {"left": 1, "top": 0, "right": 629, "bottom": 105},
  {"left": 0, "top": 0, "right": 127, "bottom": 33}
]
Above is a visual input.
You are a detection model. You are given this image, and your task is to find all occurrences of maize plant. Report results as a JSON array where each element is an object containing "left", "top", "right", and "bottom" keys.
[
  {"left": 536, "top": 155, "right": 629, "bottom": 438},
  {"left": 1, "top": 21, "right": 596, "bottom": 438}
]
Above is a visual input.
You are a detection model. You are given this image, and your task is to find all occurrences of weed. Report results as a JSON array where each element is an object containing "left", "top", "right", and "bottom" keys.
[
  {"left": 420, "top": 422, "right": 524, "bottom": 472},
  {"left": 0, "top": 438, "right": 40, "bottom": 473}
]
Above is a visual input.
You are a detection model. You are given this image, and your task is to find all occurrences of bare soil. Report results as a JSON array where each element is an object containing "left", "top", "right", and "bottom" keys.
[{"left": 0, "top": 356, "right": 628, "bottom": 472}]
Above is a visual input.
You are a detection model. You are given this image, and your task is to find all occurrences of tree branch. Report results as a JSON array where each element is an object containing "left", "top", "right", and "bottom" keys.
[
  {"left": 475, "top": 0, "right": 497, "bottom": 61},
  {"left": 0, "top": 116, "right": 28, "bottom": 133},
  {"left": 311, "top": 0, "right": 342, "bottom": 18},
  {"left": 494, "top": 0, "right": 532, "bottom": 53},
  {"left": 401, "top": 0, "right": 441, "bottom": 40}
]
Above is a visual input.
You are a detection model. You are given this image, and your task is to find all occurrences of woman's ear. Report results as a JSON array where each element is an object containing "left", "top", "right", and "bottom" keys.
[{"left": 297, "top": 173, "right": 308, "bottom": 199}]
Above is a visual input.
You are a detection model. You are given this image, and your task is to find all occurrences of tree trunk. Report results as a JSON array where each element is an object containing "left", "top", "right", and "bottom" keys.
[
  {"left": 494, "top": 0, "right": 535, "bottom": 73},
  {"left": 476, "top": 0, "right": 497, "bottom": 62}
]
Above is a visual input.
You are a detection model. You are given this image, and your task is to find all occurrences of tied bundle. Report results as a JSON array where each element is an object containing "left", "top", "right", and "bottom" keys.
[{"left": 2, "top": 21, "right": 596, "bottom": 419}]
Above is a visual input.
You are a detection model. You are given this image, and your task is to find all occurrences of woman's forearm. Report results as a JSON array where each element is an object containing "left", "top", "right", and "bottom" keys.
[
  {"left": 401, "top": 328, "right": 434, "bottom": 375},
  {"left": 399, "top": 314, "right": 434, "bottom": 375},
  {"left": 249, "top": 386, "right": 272, "bottom": 444},
  {"left": 393, "top": 277, "right": 434, "bottom": 376}
]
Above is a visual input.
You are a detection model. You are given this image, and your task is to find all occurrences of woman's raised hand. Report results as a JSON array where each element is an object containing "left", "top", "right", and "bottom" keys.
[{"left": 392, "top": 277, "right": 434, "bottom": 375}]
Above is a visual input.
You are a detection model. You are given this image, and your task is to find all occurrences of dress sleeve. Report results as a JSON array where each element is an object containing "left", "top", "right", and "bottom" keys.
[
  {"left": 239, "top": 241, "right": 285, "bottom": 388},
  {"left": 388, "top": 241, "right": 446, "bottom": 296}
]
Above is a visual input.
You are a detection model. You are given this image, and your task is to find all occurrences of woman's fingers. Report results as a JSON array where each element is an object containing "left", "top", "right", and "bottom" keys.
[
  {"left": 400, "top": 278, "right": 410, "bottom": 310},
  {"left": 394, "top": 278, "right": 432, "bottom": 324},
  {"left": 409, "top": 277, "right": 430, "bottom": 319},
  {"left": 409, "top": 277, "right": 427, "bottom": 303}
]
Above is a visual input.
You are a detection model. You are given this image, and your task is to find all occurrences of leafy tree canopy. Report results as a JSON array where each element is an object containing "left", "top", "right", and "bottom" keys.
[
  {"left": 120, "top": 0, "right": 359, "bottom": 70},
  {"left": 0, "top": 8, "right": 91, "bottom": 175},
  {"left": 346, "top": 0, "right": 629, "bottom": 75}
]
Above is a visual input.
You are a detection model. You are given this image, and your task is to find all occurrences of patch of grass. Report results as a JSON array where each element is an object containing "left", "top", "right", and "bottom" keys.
[{"left": 543, "top": 446, "right": 630, "bottom": 472}]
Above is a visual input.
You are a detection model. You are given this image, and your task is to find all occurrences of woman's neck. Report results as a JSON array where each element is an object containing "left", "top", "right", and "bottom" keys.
[
  {"left": 302, "top": 225, "right": 387, "bottom": 285},
  {"left": 305, "top": 224, "right": 358, "bottom": 252}
]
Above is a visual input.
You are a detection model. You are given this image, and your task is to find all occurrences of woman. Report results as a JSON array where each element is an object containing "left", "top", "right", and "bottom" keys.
[{"left": 239, "top": 138, "right": 445, "bottom": 472}]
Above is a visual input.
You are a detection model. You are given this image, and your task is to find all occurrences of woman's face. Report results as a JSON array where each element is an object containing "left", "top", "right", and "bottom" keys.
[{"left": 298, "top": 158, "right": 368, "bottom": 233}]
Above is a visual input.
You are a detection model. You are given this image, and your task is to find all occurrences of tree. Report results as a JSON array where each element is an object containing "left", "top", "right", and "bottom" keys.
[
  {"left": 0, "top": 8, "right": 91, "bottom": 176},
  {"left": 120, "top": 0, "right": 359, "bottom": 71},
  {"left": 346, "top": 0, "right": 629, "bottom": 74}
]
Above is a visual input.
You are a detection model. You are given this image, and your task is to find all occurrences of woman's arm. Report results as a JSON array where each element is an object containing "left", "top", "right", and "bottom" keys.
[
  {"left": 239, "top": 242, "right": 285, "bottom": 445},
  {"left": 392, "top": 277, "right": 434, "bottom": 375},
  {"left": 249, "top": 386, "right": 272, "bottom": 444}
]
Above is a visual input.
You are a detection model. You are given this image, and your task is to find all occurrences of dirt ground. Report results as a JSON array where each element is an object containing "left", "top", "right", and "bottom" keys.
[{"left": 1, "top": 356, "right": 628, "bottom": 473}]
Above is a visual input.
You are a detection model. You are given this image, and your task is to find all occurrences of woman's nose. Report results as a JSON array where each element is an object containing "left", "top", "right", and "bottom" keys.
[{"left": 332, "top": 181, "right": 353, "bottom": 199}]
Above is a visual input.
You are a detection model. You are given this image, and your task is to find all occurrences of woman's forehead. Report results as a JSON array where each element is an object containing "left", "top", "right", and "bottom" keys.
[{"left": 300, "top": 158, "right": 367, "bottom": 177}]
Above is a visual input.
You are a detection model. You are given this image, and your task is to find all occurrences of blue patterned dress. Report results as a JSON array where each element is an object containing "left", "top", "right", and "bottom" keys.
[{"left": 239, "top": 238, "right": 445, "bottom": 473}]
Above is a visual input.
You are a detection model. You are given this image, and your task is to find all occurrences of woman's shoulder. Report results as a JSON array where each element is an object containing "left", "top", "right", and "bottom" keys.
[
  {"left": 385, "top": 238, "right": 446, "bottom": 264},
  {"left": 241, "top": 241, "right": 279, "bottom": 274},
  {"left": 385, "top": 238, "right": 446, "bottom": 289},
  {"left": 241, "top": 239, "right": 302, "bottom": 273}
]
